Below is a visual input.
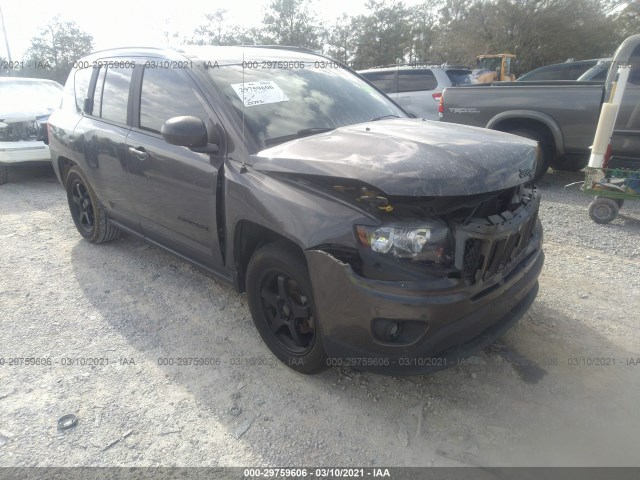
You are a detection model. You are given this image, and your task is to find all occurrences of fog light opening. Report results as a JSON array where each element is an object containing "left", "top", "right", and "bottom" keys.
[{"left": 385, "top": 321, "right": 401, "bottom": 341}]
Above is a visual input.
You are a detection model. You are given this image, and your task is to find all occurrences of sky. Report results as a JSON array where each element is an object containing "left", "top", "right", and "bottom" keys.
[{"left": 0, "top": 0, "right": 427, "bottom": 60}]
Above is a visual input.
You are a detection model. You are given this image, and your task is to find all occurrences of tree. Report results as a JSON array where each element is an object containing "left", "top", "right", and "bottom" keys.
[
  {"left": 187, "top": 9, "right": 259, "bottom": 46},
  {"left": 350, "top": 0, "right": 414, "bottom": 68},
  {"left": 432, "top": 0, "right": 620, "bottom": 74},
  {"left": 613, "top": 1, "right": 640, "bottom": 39},
  {"left": 325, "top": 14, "right": 359, "bottom": 65},
  {"left": 22, "top": 16, "right": 93, "bottom": 83},
  {"left": 261, "top": 0, "right": 323, "bottom": 50}
]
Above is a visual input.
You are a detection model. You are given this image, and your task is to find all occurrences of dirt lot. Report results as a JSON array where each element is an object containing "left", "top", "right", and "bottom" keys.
[{"left": 1, "top": 166, "right": 639, "bottom": 467}]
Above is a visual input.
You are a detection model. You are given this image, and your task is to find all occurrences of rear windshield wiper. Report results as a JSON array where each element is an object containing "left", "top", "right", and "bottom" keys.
[
  {"left": 370, "top": 114, "right": 401, "bottom": 121},
  {"left": 265, "top": 127, "right": 335, "bottom": 146}
]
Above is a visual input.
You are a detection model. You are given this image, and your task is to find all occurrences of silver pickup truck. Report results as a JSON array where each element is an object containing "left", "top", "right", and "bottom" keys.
[{"left": 440, "top": 35, "right": 640, "bottom": 180}]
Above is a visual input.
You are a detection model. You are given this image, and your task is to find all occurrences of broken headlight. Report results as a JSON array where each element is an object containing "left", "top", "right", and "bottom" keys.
[{"left": 355, "top": 222, "right": 453, "bottom": 265}]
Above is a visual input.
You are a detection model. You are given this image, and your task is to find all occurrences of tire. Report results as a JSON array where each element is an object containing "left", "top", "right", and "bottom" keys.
[
  {"left": 246, "top": 241, "right": 328, "bottom": 374},
  {"left": 65, "top": 166, "right": 119, "bottom": 243},
  {"left": 506, "top": 129, "right": 552, "bottom": 182},
  {"left": 550, "top": 155, "right": 589, "bottom": 172},
  {"left": 588, "top": 197, "right": 619, "bottom": 224},
  {"left": 0, "top": 166, "right": 7, "bottom": 185}
]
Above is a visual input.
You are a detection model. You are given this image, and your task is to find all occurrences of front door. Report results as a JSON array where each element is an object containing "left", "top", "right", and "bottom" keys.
[{"left": 125, "top": 64, "right": 225, "bottom": 268}]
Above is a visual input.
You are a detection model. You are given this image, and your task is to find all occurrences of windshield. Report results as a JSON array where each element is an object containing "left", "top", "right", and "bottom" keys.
[
  {"left": 208, "top": 62, "right": 406, "bottom": 150},
  {"left": 0, "top": 80, "right": 62, "bottom": 115}
]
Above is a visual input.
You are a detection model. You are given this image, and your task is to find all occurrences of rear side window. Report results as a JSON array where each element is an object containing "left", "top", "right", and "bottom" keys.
[
  {"left": 362, "top": 71, "right": 396, "bottom": 93},
  {"left": 139, "top": 67, "right": 209, "bottom": 134},
  {"left": 74, "top": 67, "right": 93, "bottom": 113},
  {"left": 398, "top": 70, "right": 437, "bottom": 92},
  {"left": 100, "top": 66, "right": 134, "bottom": 124}
]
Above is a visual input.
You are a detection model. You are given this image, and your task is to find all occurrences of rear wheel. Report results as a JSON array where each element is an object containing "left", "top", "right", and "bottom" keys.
[
  {"left": 506, "top": 128, "right": 552, "bottom": 181},
  {"left": 588, "top": 197, "right": 619, "bottom": 224},
  {"left": 65, "top": 166, "right": 119, "bottom": 243},
  {"left": 246, "top": 242, "right": 328, "bottom": 374},
  {"left": 0, "top": 166, "right": 7, "bottom": 185}
]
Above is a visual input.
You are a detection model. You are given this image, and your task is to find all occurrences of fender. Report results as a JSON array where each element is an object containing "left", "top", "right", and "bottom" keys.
[{"left": 486, "top": 110, "right": 565, "bottom": 156}]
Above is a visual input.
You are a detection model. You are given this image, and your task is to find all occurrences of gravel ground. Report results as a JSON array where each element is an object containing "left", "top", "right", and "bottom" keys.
[{"left": 1, "top": 165, "right": 639, "bottom": 467}]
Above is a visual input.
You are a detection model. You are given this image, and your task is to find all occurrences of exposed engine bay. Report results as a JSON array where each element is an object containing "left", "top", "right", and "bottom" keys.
[{"left": 0, "top": 117, "right": 49, "bottom": 143}]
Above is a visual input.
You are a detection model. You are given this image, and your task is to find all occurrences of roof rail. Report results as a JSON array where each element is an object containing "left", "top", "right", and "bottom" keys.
[
  {"left": 247, "top": 45, "right": 317, "bottom": 54},
  {"left": 366, "top": 62, "right": 472, "bottom": 70}
]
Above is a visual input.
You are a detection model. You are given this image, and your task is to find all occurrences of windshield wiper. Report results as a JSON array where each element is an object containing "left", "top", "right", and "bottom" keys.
[
  {"left": 265, "top": 127, "right": 335, "bottom": 147},
  {"left": 370, "top": 114, "right": 401, "bottom": 121}
]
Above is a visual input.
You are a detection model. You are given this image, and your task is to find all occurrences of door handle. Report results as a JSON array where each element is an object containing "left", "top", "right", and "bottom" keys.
[{"left": 128, "top": 147, "right": 150, "bottom": 161}]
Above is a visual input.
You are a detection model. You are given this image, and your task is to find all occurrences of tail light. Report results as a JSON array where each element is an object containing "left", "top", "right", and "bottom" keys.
[
  {"left": 438, "top": 94, "right": 444, "bottom": 116},
  {"left": 432, "top": 92, "right": 442, "bottom": 101}
]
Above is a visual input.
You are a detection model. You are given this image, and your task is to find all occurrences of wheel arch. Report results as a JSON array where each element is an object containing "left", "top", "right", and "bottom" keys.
[
  {"left": 487, "top": 111, "right": 565, "bottom": 156},
  {"left": 57, "top": 156, "right": 78, "bottom": 185},
  {"left": 232, "top": 219, "right": 306, "bottom": 293}
]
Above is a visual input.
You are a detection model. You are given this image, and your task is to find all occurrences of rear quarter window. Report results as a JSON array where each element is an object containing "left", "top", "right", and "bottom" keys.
[
  {"left": 446, "top": 70, "right": 476, "bottom": 86},
  {"left": 397, "top": 70, "right": 437, "bottom": 92},
  {"left": 73, "top": 67, "right": 93, "bottom": 113}
]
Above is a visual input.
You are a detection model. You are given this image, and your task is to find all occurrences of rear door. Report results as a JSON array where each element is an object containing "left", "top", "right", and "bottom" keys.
[
  {"left": 125, "top": 61, "right": 225, "bottom": 268},
  {"left": 73, "top": 62, "right": 138, "bottom": 228},
  {"left": 396, "top": 69, "right": 438, "bottom": 119}
]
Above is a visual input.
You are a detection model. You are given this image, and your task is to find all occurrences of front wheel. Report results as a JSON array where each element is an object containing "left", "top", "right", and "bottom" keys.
[
  {"left": 588, "top": 197, "right": 619, "bottom": 224},
  {"left": 0, "top": 166, "right": 7, "bottom": 185},
  {"left": 65, "top": 166, "right": 119, "bottom": 243},
  {"left": 246, "top": 242, "right": 328, "bottom": 374}
]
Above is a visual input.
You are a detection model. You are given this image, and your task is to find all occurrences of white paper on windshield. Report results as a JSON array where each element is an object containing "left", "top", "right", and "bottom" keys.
[{"left": 230, "top": 81, "right": 289, "bottom": 107}]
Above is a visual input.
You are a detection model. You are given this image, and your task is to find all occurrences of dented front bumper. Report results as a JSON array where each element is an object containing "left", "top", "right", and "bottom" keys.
[{"left": 305, "top": 209, "right": 544, "bottom": 375}]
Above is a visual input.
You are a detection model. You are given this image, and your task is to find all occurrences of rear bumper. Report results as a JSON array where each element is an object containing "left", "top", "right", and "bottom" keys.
[
  {"left": 0, "top": 141, "right": 51, "bottom": 165},
  {"left": 306, "top": 230, "right": 543, "bottom": 375}
]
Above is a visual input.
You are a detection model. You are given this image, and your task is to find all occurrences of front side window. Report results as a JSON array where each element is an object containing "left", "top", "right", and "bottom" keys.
[
  {"left": 398, "top": 70, "right": 437, "bottom": 92},
  {"left": 139, "top": 67, "right": 209, "bottom": 134},
  {"left": 100, "top": 66, "right": 134, "bottom": 124}
]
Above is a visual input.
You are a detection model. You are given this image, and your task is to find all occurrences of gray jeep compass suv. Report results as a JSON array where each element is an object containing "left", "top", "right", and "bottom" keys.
[{"left": 48, "top": 46, "right": 544, "bottom": 374}]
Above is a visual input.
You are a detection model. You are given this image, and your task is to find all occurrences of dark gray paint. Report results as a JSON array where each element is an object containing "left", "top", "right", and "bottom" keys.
[
  {"left": 48, "top": 46, "right": 545, "bottom": 372},
  {"left": 252, "top": 118, "right": 538, "bottom": 196}
]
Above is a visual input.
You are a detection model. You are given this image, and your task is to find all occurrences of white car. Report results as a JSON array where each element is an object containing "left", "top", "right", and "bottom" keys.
[
  {"left": 358, "top": 65, "right": 477, "bottom": 120},
  {"left": 0, "top": 77, "right": 63, "bottom": 184}
]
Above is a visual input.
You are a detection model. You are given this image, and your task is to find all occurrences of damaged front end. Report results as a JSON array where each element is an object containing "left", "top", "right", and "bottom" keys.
[
  {"left": 0, "top": 116, "right": 49, "bottom": 143},
  {"left": 301, "top": 177, "right": 543, "bottom": 373},
  {"left": 299, "top": 175, "right": 541, "bottom": 286},
  {"left": 0, "top": 115, "right": 51, "bottom": 165}
]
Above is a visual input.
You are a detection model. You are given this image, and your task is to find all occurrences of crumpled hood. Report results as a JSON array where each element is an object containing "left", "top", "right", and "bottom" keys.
[{"left": 250, "top": 118, "right": 539, "bottom": 196}]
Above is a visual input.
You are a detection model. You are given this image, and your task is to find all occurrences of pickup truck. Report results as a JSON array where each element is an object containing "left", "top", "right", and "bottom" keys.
[{"left": 440, "top": 35, "right": 640, "bottom": 180}]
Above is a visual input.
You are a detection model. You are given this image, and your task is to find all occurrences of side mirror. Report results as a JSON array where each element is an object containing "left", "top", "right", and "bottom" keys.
[{"left": 161, "top": 116, "right": 219, "bottom": 153}]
